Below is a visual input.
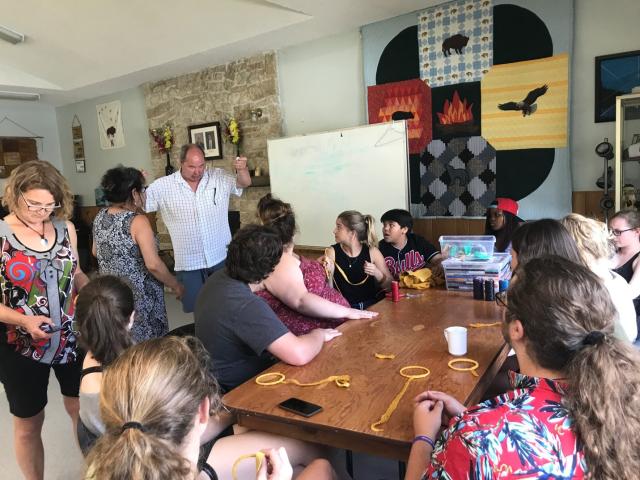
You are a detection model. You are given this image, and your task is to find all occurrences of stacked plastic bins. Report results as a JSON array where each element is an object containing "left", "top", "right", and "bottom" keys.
[{"left": 439, "top": 236, "right": 512, "bottom": 291}]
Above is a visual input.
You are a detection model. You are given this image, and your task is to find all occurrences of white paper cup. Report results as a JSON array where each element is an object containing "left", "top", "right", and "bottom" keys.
[{"left": 444, "top": 326, "right": 467, "bottom": 356}]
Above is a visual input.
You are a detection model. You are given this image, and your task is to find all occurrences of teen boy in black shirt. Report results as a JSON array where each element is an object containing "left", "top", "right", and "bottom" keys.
[{"left": 378, "top": 209, "right": 443, "bottom": 279}]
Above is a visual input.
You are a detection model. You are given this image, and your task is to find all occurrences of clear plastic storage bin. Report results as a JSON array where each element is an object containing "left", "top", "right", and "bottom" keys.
[{"left": 438, "top": 235, "right": 496, "bottom": 261}]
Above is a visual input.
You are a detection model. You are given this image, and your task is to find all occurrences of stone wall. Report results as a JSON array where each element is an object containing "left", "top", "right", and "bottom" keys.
[{"left": 142, "top": 52, "right": 281, "bottom": 248}]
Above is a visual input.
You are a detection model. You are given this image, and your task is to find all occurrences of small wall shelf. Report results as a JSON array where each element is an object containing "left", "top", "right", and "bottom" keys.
[{"left": 250, "top": 175, "right": 270, "bottom": 187}]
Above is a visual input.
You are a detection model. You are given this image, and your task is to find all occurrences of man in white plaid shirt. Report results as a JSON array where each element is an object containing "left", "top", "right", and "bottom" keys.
[{"left": 145, "top": 144, "right": 251, "bottom": 312}]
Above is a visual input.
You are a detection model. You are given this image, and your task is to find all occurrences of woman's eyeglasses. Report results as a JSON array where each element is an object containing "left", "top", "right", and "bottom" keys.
[
  {"left": 611, "top": 227, "right": 635, "bottom": 236},
  {"left": 495, "top": 290, "right": 508, "bottom": 308},
  {"left": 21, "top": 193, "right": 61, "bottom": 213}
]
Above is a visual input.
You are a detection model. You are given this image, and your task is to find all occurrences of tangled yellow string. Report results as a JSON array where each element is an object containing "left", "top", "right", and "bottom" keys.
[
  {"left": 370, "top": 366, "right": 430, "bottom": 432},
  {"left": 232, "top": 451, "right": 265, "bottom": 480},
  {"left": 469, "top": 322, "right": 501, "bottom": 328},
  {"left": 255, "top": 372, "right": 351, "bottom": 388},
  {"left": 448, "top": 358, "right": 479, "bottom": 377}
]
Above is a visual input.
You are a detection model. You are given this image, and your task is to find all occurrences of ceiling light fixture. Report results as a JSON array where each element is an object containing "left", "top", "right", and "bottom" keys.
[
  {"left": 0, "top": 25, "right": 25, "bottom": 44},
  {"left": 0, "top": 91, "right": 40, "bottom": 101}
]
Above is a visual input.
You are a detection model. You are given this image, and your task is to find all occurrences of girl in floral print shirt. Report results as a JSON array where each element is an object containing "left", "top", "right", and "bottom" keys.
[{"left": 406, "top": 256, "right": 640, "bottom": 480}]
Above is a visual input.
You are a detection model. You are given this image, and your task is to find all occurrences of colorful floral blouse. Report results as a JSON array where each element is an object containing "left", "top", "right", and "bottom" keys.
[
  {"left": 424, "top": 372, "right": 586, "bottom": 479},
  {"left": 0, "top": 219, "right": 78, "bottom": 365}
]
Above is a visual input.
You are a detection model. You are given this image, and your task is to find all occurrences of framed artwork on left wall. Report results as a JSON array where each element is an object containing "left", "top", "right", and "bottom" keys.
[{"left": 187, "top": 121, "right": 223, "bottom": 160}]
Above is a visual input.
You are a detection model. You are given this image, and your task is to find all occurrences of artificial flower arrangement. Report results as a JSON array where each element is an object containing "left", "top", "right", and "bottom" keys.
[
  {"left": 224, "top": 117, "right": 241, "bottom": 155},
  {"left": 149, "top": 124, "right": 174, "bottom": 154},
  {"left": 150, "top": 124, "right": 175, "bottom": 175}
]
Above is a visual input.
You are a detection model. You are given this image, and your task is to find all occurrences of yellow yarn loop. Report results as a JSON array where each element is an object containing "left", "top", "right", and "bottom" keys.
[
  {"left": 334, "top": 262, "right": 370, "bottom": 286},
  {"left": 469, "top": 322, "right": 501, "bottom": 328},
  {"left": 323, "top": 247, "right": 369, "bottom": 287},
  {"left": 255, "top": 372, "right": 351, "bottom": 388},
  {"left": 370, "top": 365, "right": 430, "bottom": 432},
  {"left": 231, "top": 451, "right": 265, "bottom": 480},
  {"left": 374, "top": 353, "right": 396, "bottom": 359},
  {"left": 255, "top": 372, "right": 286, "bottom": 385},
  {"left": 448, "top": 358, "right": 479, "bottom": 377},
  {"left": 399, "top": 366, "right": 431, "bottom": 379}
]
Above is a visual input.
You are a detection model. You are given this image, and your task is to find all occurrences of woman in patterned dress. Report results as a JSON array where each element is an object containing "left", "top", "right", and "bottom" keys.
[
  {"left": 0, "top": 160, "right": 89, "bottom": 479},
  {"left": 406, "top": 256, "right": 640, "bottom": 480},
  {"left": 93, "top": 167, "right": 183, "bottom": 342}
]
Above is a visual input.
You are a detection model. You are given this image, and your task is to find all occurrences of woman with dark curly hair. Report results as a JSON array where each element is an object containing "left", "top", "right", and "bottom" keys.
[
  {"left": 0, "top": 160, "right": 89, "bottom": 479},
  {"left": 93, "top": 166, "right": 183, "bottom": 342}
]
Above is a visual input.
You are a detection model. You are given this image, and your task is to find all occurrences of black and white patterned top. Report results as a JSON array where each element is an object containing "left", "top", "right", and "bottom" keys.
[{"left": 93, "top": 209, "right": 168, "bottom": 342}]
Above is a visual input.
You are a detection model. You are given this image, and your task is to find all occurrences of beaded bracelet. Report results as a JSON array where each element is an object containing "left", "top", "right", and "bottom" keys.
[{"left": 413, "top": 435, "right": 435, "bottom": 449}]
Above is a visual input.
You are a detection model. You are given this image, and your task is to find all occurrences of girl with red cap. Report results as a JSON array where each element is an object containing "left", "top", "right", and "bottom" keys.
[{"left": 484, "top": 197, "right": 523, "bottom": 253}]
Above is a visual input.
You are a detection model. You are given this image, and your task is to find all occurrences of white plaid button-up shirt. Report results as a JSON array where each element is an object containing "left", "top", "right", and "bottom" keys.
[{"left": 145, "top": 169, "right": 243, "bottom": 271}]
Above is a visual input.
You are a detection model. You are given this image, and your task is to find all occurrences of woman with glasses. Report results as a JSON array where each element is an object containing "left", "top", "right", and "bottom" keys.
[
  {"left": 93, "top": 166, "right": 183, "bottom": 342},
  {"left": 611, "top": 209, "right": 640, "bottom": 345},
  {"left": 0, "top": 160, "right": 89, "bottom": 480},
  {"left": 406, "top": 256, "right": 640, "bottom": 479},
  {"left": 562, "top": 213, "right": 637, "bottom": 342}
]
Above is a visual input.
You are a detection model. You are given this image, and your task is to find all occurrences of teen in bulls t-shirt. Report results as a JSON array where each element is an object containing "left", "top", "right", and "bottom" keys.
[{"left": 378, "top": 209, "right": 442, "bottom": 279}]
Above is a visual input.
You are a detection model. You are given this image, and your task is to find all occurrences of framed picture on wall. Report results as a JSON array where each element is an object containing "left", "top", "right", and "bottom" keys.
[
  {"left": 187, "top": 122, "right": 223, "bottom": 160},
  {"left": 595, "top": 50, "right": 640, "bottom": 123}
]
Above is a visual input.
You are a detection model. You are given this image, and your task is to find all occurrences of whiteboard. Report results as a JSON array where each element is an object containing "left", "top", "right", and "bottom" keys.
[{"left": 268, "top": 121, "right": 409, "bottom": 247}]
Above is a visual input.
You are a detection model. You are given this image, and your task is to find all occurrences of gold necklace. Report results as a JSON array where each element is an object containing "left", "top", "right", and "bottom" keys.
[{"left": 15, "top": 215, "right": 49, "bottom": 247}]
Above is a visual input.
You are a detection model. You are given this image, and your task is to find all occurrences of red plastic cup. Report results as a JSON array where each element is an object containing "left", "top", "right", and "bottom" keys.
[{"left": 391, "top": 281, "right": 400, "bottom": 302}]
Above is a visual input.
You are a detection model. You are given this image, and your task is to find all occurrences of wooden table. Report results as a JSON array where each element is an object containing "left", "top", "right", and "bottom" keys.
[{"left": 223, "top": 289, "right": 508, "bottom": 461}]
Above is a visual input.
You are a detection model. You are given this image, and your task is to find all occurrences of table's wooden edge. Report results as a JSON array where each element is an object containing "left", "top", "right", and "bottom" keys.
[
  {"left": 229, "top": 410, "right": 411, "bottom": 461},
  {"left": 464, "top": 341, "right": 509, "bottom": 406}
]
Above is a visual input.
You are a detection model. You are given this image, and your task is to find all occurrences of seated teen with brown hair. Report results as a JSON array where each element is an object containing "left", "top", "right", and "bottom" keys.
[
  {"left": 406, "top": 256, "right": 640, "bottom": 479},
  {"left": 76, "top": 276, "right": 234, "bottom": 454},
  {"left": 195, "top": 225, "right": 342, "bottom": 392},
  {"left": 75, "top": 275, "right": 135, "bottom": 453}
]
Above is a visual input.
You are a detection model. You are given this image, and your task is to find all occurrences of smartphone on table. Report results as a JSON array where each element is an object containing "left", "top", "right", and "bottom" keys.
[{"left": 278, "top": 397, "right": 323, "bottom": 418}]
